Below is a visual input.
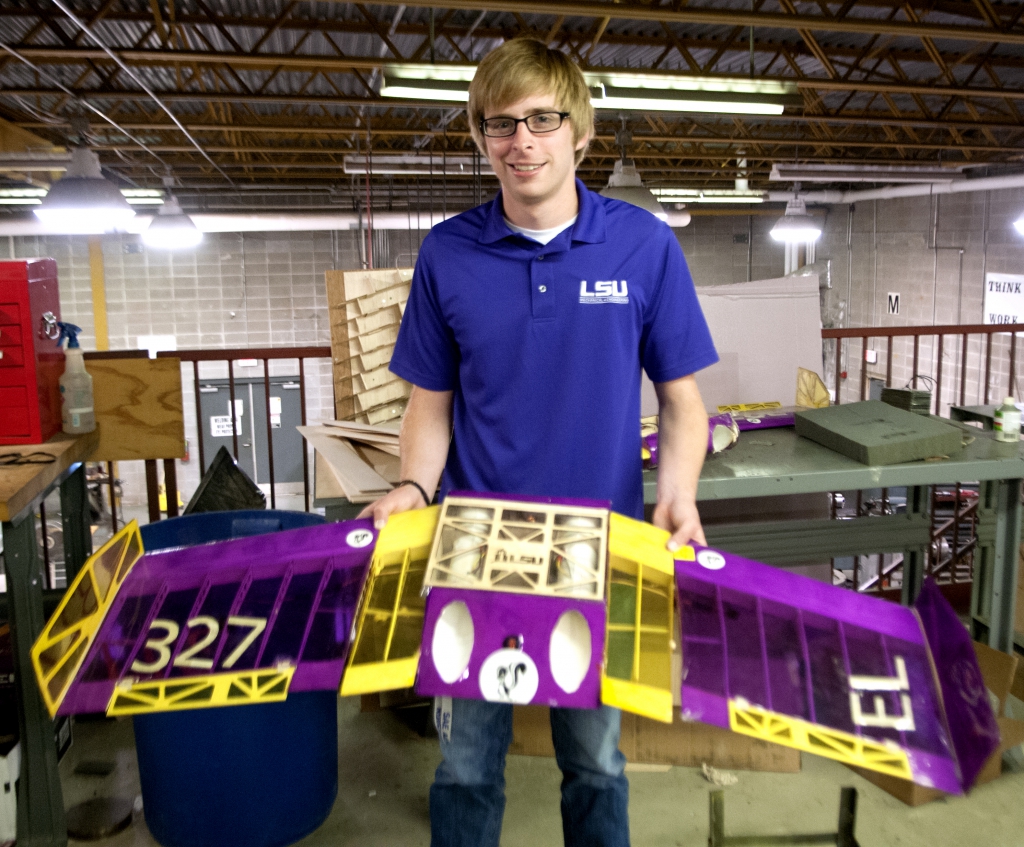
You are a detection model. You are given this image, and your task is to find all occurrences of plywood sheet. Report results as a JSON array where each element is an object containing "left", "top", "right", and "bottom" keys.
[
  {"left": 86, "top": 357, "right": 185, "bottom": 462},
  {"left": 298, "top": 425, "right": 392, "bottom": 503}
]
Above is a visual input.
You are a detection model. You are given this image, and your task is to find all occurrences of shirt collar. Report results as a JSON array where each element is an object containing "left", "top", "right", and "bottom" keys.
[{"left": 479, "top": 178, "right": 607, "bottom": 246}]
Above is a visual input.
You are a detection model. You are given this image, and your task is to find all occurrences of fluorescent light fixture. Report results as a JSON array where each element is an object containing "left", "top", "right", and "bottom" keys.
[
  {"left": 34, "top": 147, "right": 135, "bottom": 230},
  {"left": 770, "top": 197, "right": 822, "bottom": 243},
  {"left": 380, "top": 75, "right": 469, "bottom": 102},
  {"left": 590, "top": 83, "right": 787, "bottom": 115},
  {"left": 600, "top": 160, "right": 668, "bottom": 221},
  {"left": 343, "top": 154, "right": 493, "bottom": 176},
  {"left": 1014, "top": 212, "right": 1024, "bottom": 236},
  {"left": 380, "top": 64, "right": 799, "bottom": 115},
  {"left": 0, "top": 187, "right": 162, "bottom": 206},
  {"left": 0, "top": 187, "right": 46, "bottom": 205},
  {"left": 770, "top": 163, "right": 966, "bottom": 183},
  {"left": 142, "top": 195, "right": 202, "bottom": 249},
  {"left": 653, "top": 188, "right": 764, "bottom": 204},
  {"left": 123, "top": 189, "right": 164, "bottom": 205}
]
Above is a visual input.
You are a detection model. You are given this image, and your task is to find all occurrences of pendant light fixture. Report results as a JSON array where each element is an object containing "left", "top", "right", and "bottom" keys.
[
  {"left": 599, "top": 119, "right": 669, "bottom": 222},
  {"left": 34, "top": 147, "right": 135, "bottom": 231},
  {"left": 770, "top": 195, "right": 822, "bottom": 243},
  {"left": 143, "top": 194, "right": 203, "bottom": 249}
]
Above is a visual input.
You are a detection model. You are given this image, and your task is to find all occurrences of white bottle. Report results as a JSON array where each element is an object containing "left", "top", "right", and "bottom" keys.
[
  {"left": 994, "top": 396, "right": 1021, "bottom": 443},
  {"left": 58, "top": 323, "right": 96, "bottom": 434}
]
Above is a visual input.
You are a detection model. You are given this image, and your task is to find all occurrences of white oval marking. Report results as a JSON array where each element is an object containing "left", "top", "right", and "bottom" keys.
[
  {"left": 431, "top": 601, "right": 474, "bottom": 684},
  {"left": 478, "top": 648, "right": 539, "bottom": 704},
  {"left": 697, "top": 550, "right": 726, "bottom": 571},
  {"left": 549, "top": 610, "right": 592, "bottom": 694},
  {"left": 346, "top": 529, "right": 375, "bottom": 549}
]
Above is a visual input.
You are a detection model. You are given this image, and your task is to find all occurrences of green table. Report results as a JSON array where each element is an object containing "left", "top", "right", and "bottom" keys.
[
  {"left": 645, "top": 425, "right": 1022, "bottom": 653},
  {"left": 0, "top": 430, "right": 97, "bottom": 847},
  {"left": 316, "top": 426, "right": 1024, "bottom": 653}
]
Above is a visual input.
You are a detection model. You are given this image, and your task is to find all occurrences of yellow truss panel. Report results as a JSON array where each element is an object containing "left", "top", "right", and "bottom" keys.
[
  {"left": 31, "top": 521, "right": 145, "bottom": 717},
  {"left": 106, "top": 667, "right": 295, "bottom": 716},
  {"left": 729, "top": 701, "right": 913, "bottom": 780},
  {"left": 340, "top": 506, "right": 437, "bottom": 697},
  {"left": 601, "top": 513, "right": 677, "bottom": 723}
]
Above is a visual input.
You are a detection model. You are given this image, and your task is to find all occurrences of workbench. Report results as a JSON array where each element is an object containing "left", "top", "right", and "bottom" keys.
[
  {"left": 0, "top": 430, "right": 97, "bottom": 847},
  {"left": 316, "top": 425, "right": 1024, "bottom": 654}
]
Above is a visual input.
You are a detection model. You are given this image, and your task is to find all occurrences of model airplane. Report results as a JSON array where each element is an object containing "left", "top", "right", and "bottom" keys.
[{"left": 32, "top": 493, "right": 998, "bottom": 794}]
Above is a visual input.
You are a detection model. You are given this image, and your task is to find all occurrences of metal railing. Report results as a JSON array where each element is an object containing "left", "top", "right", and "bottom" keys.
[
  {"left": 821, "top": 323, "right": 1024, "bottom": 603},
  {"left": 157, "top": 345, "right": 332, "bottom": 516},
  {"left": 823, "top": 322, "right": 1024, "bottom": 411}
]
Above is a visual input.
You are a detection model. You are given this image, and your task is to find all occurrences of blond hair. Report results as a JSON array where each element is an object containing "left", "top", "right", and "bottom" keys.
[{"left": 468, "top": 39, "right": 594, "bottom": 166}]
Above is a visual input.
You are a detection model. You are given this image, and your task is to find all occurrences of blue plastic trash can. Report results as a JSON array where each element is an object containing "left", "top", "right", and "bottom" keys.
[{"left": 134, "top": 510, "right": 338, "bottom": 847}]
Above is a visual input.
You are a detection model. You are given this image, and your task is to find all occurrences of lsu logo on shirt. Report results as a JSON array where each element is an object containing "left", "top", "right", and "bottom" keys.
[{"left": 578, "top": 279, "right": 628, "bottom": 304}]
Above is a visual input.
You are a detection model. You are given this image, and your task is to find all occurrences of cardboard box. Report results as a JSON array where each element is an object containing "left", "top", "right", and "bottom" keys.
[
  {"left": 511, "top": 705, "right": 801, "bottom": 772},
  {"left": 851, "top": 640, "right": 1024, "bottom": 805}
]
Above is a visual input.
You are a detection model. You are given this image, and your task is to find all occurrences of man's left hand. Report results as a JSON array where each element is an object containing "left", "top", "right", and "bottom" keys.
[{"left": 651, "top": 496, "right": 707, "bottom": 551}]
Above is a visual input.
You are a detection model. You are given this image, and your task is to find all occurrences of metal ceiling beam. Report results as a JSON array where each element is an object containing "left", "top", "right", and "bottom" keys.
[
  {"left": 8, "top": 50, "right": 1024, "bottom": 107},
  {"left": 11, "top": 47, "right": 1024, "bottom": 103},
  {"left": 10, "top": 91, "right": 1022, "bottom": 131},
  {"left": 7, "top": 9, "right": 1024, "bottom": 72},
  {"left": 323, "top": 0, "right": 1024, "bottom": 45}
]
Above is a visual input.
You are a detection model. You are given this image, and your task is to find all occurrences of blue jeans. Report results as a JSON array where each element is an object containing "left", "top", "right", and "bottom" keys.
[{"left": 430, "top": 698, "right": 629, "bottom": 847}]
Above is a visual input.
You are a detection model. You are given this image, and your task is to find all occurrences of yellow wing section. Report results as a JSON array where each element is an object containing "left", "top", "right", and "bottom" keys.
[
  {"left": 340, "top": 506, "right": 438, "bottom": 697},
  {"left": 601, "top": 513, "right": 688, "bottom": 724},
  {"left": 31, "top": 522, "right": 145, "bottom": 717}
]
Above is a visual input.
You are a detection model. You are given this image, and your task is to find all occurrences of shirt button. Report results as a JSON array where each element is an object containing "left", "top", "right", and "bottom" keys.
[
  {"left": 538, "top": 285, "right": 547, "bottom": 293},
  {"left": 537, "top": 255, "right": 545, "bottom": 261}
]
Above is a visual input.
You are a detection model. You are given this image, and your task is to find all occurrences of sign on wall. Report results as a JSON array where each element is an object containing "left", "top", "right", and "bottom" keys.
[{"left": 984, "top": 272, "right": 1024, "bottom": 327}]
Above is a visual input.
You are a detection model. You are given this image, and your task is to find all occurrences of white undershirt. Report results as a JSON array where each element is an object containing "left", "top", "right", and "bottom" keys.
[{"left": 504, "top": 215, "right": 578, "bottom": 245}]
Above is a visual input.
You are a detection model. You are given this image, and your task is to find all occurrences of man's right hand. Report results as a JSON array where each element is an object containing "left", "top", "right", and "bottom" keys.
[{"left": 357, "top": 482, "right": 429, "bottom": 529}]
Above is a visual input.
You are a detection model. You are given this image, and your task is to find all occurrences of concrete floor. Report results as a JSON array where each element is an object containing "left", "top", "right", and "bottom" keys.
[{"left": 59, "top": 696, "right": 1024, "bottom": 847}]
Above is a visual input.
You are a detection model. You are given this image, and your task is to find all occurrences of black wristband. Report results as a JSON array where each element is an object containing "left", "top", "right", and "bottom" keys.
[{"left": 397, "top": 479, "right": 431, "bottom": 506}]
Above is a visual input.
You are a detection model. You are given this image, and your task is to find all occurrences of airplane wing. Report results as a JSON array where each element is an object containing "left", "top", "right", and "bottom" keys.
[
  {"left": 675, "top": 546, "right": 1000, "bottom": 794},
  {"left": 32, "top": 519, "right": 377, "bottom": 717},
  {"left": 32, "top": 494, "right": 999, "bottom": 795}
]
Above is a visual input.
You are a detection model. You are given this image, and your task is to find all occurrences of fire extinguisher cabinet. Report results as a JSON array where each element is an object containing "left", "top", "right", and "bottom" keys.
[{"left": 0, "top": 258, "right": 64, "bottom": 445}]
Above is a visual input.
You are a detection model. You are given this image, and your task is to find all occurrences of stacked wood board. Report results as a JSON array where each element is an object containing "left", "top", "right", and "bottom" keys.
[
  {"left": 326, "top": 267, "right": 413, "bottom": 425},
  {"left": 299, "top": 420, "right": 400, "bottom": 503}
]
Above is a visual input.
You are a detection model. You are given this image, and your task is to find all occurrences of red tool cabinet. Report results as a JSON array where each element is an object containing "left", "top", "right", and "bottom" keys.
[{"left": 0, "top": 258, "right": 64, "bottom": 444}]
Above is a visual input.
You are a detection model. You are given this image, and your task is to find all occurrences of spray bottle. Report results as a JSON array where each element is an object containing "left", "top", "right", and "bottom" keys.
[{"left": 56, "top": 322, "right": 96, "bottom": 434}]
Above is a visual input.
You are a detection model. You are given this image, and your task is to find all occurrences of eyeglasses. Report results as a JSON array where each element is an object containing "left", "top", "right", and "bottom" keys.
[
  {"left": 479, "top": 111, "right": 570, "bottom": 138},
  {"left": 0, "top": 451, "right": 57, "bottom": 466}
]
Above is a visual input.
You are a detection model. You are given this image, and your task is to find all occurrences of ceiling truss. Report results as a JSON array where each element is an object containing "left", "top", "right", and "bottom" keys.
[{"left": 0, "top": 0, "right": 1020, "bottom": 209}]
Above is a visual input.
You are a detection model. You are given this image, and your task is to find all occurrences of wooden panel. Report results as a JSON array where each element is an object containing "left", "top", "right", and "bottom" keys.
[{"left": 86, "top": 357, "right": 185, "bottom": 462}]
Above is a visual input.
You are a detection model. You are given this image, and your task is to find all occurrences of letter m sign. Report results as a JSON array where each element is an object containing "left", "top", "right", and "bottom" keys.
[{"left": 887, "top": 293, "right": 900, "bottom": 316}]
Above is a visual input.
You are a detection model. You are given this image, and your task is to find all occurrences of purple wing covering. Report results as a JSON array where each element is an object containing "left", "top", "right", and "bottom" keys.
[
  {"left": 732, "top": 408, "right": 797, "bottom": 431},
  {"left": 417, "top": 586, "right": 605, "bottom": 708},
  {"left": 60, "top": 520, "right": 377, "bottom": 714},
  {"left": 676, "top": 545, "right": 966, "bottom": 794},
  {"left": 914, "top": 578, "right": 1001, "bottom": 789}
]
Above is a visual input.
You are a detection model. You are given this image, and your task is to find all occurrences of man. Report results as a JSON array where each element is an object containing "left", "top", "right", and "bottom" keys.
[{"left": 359, "top": 38, "right": 718, "bottom": 847}]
